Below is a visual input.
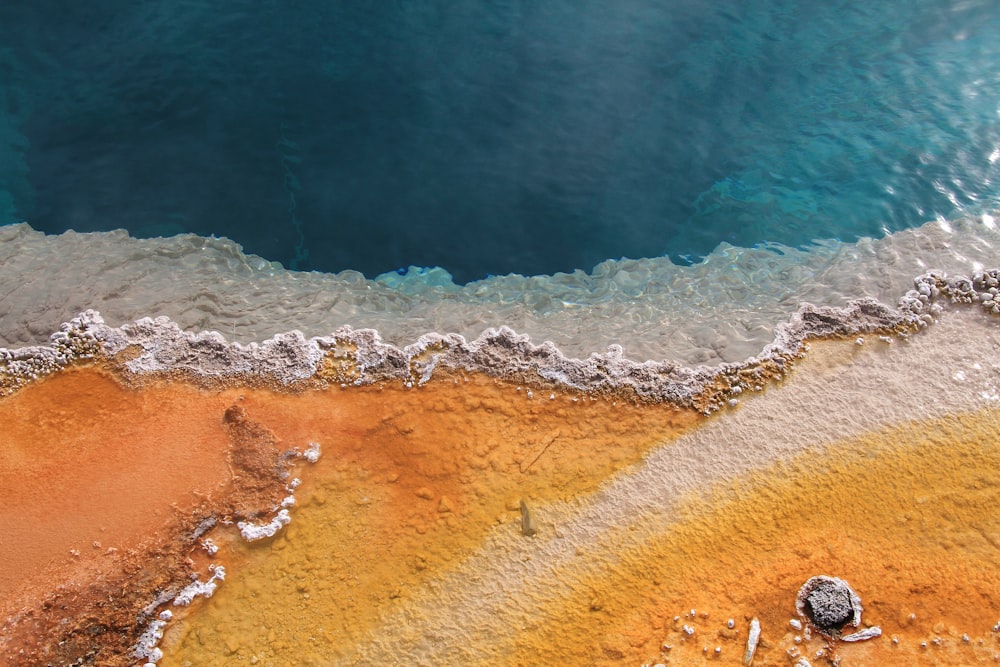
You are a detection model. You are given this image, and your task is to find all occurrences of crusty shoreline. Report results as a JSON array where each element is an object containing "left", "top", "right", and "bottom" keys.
[{"left": 0, "top": 269, "right": 994, "bottom": 411}]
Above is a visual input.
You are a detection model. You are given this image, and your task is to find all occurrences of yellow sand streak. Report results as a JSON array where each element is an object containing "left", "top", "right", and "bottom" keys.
[
  {"left": 160, "top": 376, "right": 701, "bottom": 665},
  {"left": 514, "top": 408, "right": 1000, "bottom": 666}
]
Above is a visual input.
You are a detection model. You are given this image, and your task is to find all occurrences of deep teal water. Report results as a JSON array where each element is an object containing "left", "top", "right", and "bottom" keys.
[{"left": 0, "top": 1, "right": 998, "bottom": 283}]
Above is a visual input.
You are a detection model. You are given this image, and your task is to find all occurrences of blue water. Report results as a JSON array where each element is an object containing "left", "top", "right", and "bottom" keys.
[{"left": 0, "top": 1, "right": 998, "bottom": 283}]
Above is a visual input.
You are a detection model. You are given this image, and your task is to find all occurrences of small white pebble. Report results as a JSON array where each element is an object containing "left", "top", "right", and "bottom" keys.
[
  {"left": 789, "top": 618, "right": 803, "bottom": 630},
  {"left": 683, "top": 625, "right": 695, "bottom": 636},
  {"left": 855, "top": 337, "right": 865, "bottom": 345},
  {"left": 963, "top": 634, "right": 970, "bottom": 642},
  {"left": 714, "top": 646, "right": 721, "bottom": 654},
  {"left": 892, "top": 636, "right": 899, "bottom": 645},
  {"left": 303, "top": 441, "right": 321, "bottom": 463},
  {"left": 548, "top": 393, "right": 555, "bottom": 400},
  {"left": 794, "top": 635, "right": 802, "bottom": 644},
  {"left": 726, "top": 619, "right": 735, "bottom": 629}
]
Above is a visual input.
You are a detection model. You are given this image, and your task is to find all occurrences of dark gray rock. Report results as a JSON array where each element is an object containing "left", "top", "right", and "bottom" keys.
[{"left": 795, "top": 576, "right": 863, "bottom": 636}]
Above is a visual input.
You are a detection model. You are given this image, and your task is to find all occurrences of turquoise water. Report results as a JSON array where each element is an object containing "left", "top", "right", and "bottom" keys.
[{"left": 0, "top": 1, "right": 998, "bottom": 283}]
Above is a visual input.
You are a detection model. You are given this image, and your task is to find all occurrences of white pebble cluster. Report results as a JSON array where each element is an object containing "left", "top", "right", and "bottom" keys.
[
  {"left": 0, "top": 310, "right": 104, "bottom": 394},
  {"left": 237, "top": 442, "right": 320, "bottom": 541},
  {"left": 173, "top": 564, "right": 226, "bottom": 606},
  {"left": 303, "top": 441, "right": 322, "bottom": 463},
  {"left": 133, "top": 562, "right": 227, "bottom": 663},
  {"left": 237, "top": 509, "right": 291, "bottom": 541},
  {"left": 899, "top": 270, "right": 1000, "bottom": 328},
  {"left": 132, "top": 609, "right": 173, "bottom": 665},
  {"left": 133, "top": 609, "right": 173, "bottom": 664}
]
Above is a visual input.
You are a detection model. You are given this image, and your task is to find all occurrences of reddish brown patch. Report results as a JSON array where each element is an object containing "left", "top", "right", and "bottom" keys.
[
  {"left": 0, "top": 368, "right": 292, "bottom": 666},
  {"left": 0, "top": 369, "right": 228, "bottom": 601}
]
